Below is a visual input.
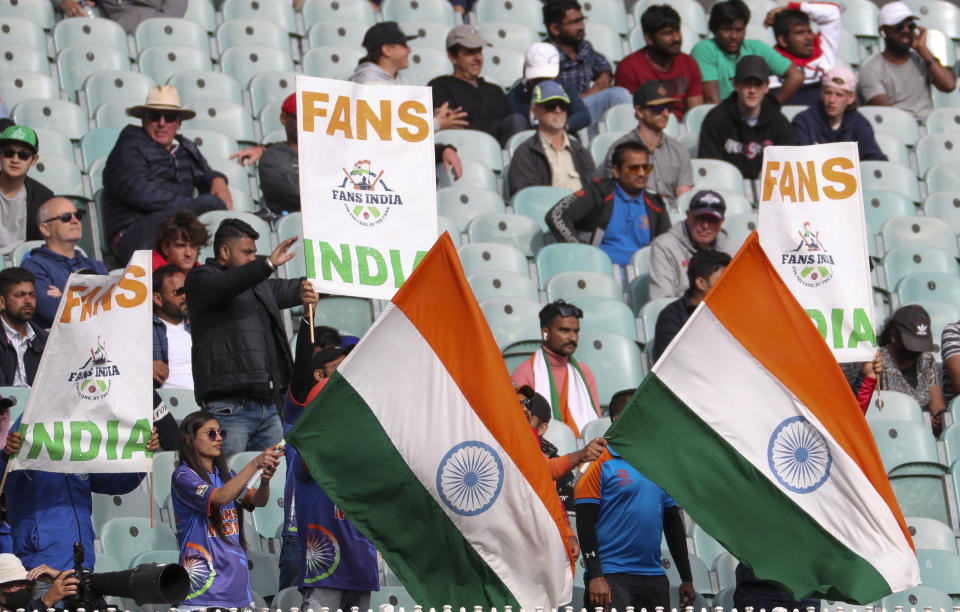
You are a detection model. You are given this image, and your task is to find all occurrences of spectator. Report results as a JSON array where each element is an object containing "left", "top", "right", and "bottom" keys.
[
  {"left": 152, "top": 264, "right": 192, "bottom": 390},
  {"left": 698, "top": 55, "right": 795, "bottom": 180},
  {"left": 152, "top": 209, "right": 211, "bottom": 274},
  {"left": 544, "top": 0, "right": 632, "bottom": 128},
  {"left": 575, "top": 389, "right": 695, "bottom": 612},
  {"left": 0, "top": 553, "right": 79, "bottom": 611},
  {"left": 21, "top": 197, "right": 108, "bottom": 329},
  {"left": 511, "top": 300, "right": 601, "bottom": 436},
  {"left": 601, "top": 81, "right": 695, "bottom": 201},
  {"left": 102, "top": 86, "right": 230, "bottom": 266},
  {"left": 0, "top": 268, "right": 45, "bottom": 388},
  {"left": 764, "top": 2, "right": 842, "bottom": 106},
  {"left": 842, "top": 351, "right": 883, "bottom": 414},
  {"left": 548, "top": 141, "right": 671, "bottom": 265},
  {"left": 943, "top": 321, "right": 960, "bottom": 404},
  {"left": 0, "top": 424, "right": 158, "bottom": 571},
  {"left": 172, "top": 411, "right": 280, "bottom": 610},
  {"left": 428, "top": 25, "right": 528, "bottom": 147},
  {"left": 614, "top": 5, "right": 704, "bottom": 118},
  {"left": 792, "top": 66, "right": 887, "bottom": 160},
  {"left": 857, "top": 1, "right": 956, "bottom": 121},
  {"left": 508, "top": 81, "right": 597, "bottom": 195},
  {"left": 734, "top": 563, "right": 820, "bottom": 612},
  {"left": 185, "top": 219, "right": 318, "bottom": 457},
  {"left": 50, "top": 0, "right": 188, "bottom": 32},
  {"left": 851, "top": 304, "right": 946, "bottom": 435},
  {"left": 692, "top": 0, "right": 804, "bottom": 104},
  {"left": 649, "top": 190, "right": 737, "bottom": 299},
  {"left": 507, "top": 42, "right": 592, "bottom": 134},
  {"left": 0, "top": 126, "right": 53, "bottom": 256},
  {"left": 652, "top": 250, "right": 730, "bottom": 362}
]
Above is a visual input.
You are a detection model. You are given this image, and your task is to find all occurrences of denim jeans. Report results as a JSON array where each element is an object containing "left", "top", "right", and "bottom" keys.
[
  {"left": 278, "top": 534, "right": 302, "bottom": 591},
  {"left": 582, "top": 86, "right": 633, "bottom": 137},
  {"left": 203, "top": 397, "right": 283, "bottom": 457}
]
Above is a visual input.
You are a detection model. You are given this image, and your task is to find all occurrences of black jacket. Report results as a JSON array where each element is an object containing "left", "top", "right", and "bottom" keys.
[
  {"left": 546, "top": 178, "right": 671, "bottom": 246},
  {"left": 185, "top": 257, "right": 302, "bottom": 405},
  {"left": 102, "top": 125, "right": 225, "bottom": 242},
  {"left": 507, "top": 132, "right": 597, "bottom": 196},
  {"left": 0, "top": 320, "right": 47, "bottom": 386},
  {"left": 428, "top": 75, "right": 514, "bottom": 138},
  {"left": 697, "top": 93, "right": 796, "bottom": 179},
  {"left": 791, "top": 102, "right": 887, "bottom": 161},
  {"left": 23, "top": 176, "right": 55, "bottom": 242}
]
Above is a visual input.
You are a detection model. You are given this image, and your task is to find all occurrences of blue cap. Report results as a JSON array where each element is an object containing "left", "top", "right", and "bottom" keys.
[{"left": 531, "top": 80, "right": 570, "bottom": 106}]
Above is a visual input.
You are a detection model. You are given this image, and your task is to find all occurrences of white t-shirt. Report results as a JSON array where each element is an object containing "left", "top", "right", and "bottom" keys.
[{"left": 162, "top": 319, "right": 193, "bottom": 390}]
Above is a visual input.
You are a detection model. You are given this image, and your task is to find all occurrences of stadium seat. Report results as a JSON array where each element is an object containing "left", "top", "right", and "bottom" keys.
[
  {"left": 0, "top": 1, "right": 54, "bottom": 31},
  {"left": 92, "top": 488, "right": 153, "bottom": 543},
  {"left": 182, "top": 0, "right": 217, "bottom": 33},
  {"left": 88, "top": 157, "right": 107, "bottom": 193},
  {"left": 53, "top": 17, "right": 128, "bottom": 54},
  {"left": 56, "top": 44, "right": 131, "bottom": 95},
  {"left": 581, "top": 0, "right": 628, "bottom": 35},
  {"left": 589, "top": 129, "right": 628, "bottom": 167},
  {"left": 35, "top": 127, "right": 74, "bottom": 162},
  {"left": 221, "top": 0, "right": 296, "bottom": 34},
  {"left": 892, "top": 472, "right": 951, "bottom": 526},
  {"left": 258, "top": 98, "right": 284, "bottom": 135},
  {"left": 249, "top": 70, "right": 296, "bottom": 117},
  {"left": 437, "top": 159, "right": 498, "bottom": 192},
  {"left": 579, "top": 416, "right": 610, "bottom": 442},
  {"left": 926, "top": 162, "right": 960, "bottom": 195},
  {"left": 868, "top": 419, "right": 945, "bottom": 475},
  {"left": 273, "top": 212, "right": 305, "bottom": 280},
  {"left": 690, "top": 159, "right": 746, "bottom": 195},
  {"left": 585, "top": 22, "right": 623, "bottom": 63},
  {"left": 903, "top": 0, "right": 960, "bottom": 40},
  {"left": 95, "top": 100, "right": 139, "bottom": 129},
  {"left": 206, "top": 156, "right": 252, "bottom": 197},
  {"left": 905, "top": 516, "right": 959, "bottom": 553},
  {"left": 372, "top": 586, "right": 418, "bottom": 610},
  {"left": 185, "top": 100, "right": 256, "bottom": 142},
  {"left": 676, "top": 188, "right": 752, "bottom": 216},
  {"left": 314, "top": 297, "right": 375, "bottom": 336},
  {"left": 943, "top": 423, "right": 960, "bottom": 466},
  {"left": 0, "top": 16, "right": 45, "bottom": 50},
  {"left": 713, "top": 552, "right": 738, "bottom": 590},
  {"left": 80, "top": 127, "right": 122, "bottom": 168},
  {"left": 302, "top": 45, "right": 366, "bottom": 79},
  {"left": 272, "top": 587, "right": 302, "bottom": 612},
  {"left": 576, "top": 297, "right": 638, "bottom": 340},
  {"left": 638, "top": 296, "right": 673, "bottom": 346},
  {"left": 439, "top": 214, "right": 461, "bottom": 245},
  {"left": 896, "top": 272, "right": 960, "bottom": 306},
  {"left": 682, "top": 103, "right": 715, "bottom": 133},
  {"left": 926, "top": 106, "right": 960, "bottom": 134},
  {"left": 249, "top": 456, "right": 286, "bottom": 540},
  {"left": 134, "top": 17, "right": 209, "bottom": 54},
  {"left": 476, "top": 22, "right": 538, "bottom": 54},
  {"left": 880, "top": 216, "right": 957, "bottom": 257},
  {"left": 28, "top": 156, "right": 83, "bottom": 197},
  {"left": 602, "top": 104, "right": 679, "bottom": 136},
  {"left": 100, "top": 517, "right": 179, "bottom": 569},
  {"left": 546, "top": 271, "right": 623, "bottom": 302},
  {"left": 307, "top": 20, "right": 371, "bottom": 49},
  {"left": 216, "top": 18, "right": 290, "bottom": 53},
  {"left": 94, "top": 554, "right": 122, "bottom": 573},
  {"left": 837, "top": 29, "right": 862, "bottom": 67},
  {"left": 543, "top": 420, "right": 578, "bottom": 454},
  {"left": 155, "top": 387, "right": 201, "bottom": 421},
  {"left": 860, "top": 105, "right": 920, "bottom": 145},
  {"left": 862, "top": 191, "right": 917, "bottom": 253},
  {"left": 877, "top": 584, "right": 955, "bottom": 611},
  {"left": 535, "top": 243, "right": 613, "bottom": 286},
  {"left": 628, "top": 277, "right": 650, "bottom": 315},
  {"left": 0, "top": 43, "right": 48, "bottom": 74},
  {"left": 436, "top": 129, "right": 503, "bottom": 172},
  {"left": 718, "top": 212, "right": 757, "bottom": 252},
  {"left": 511, "top": 186, "right": 573, "bottom": 231},
  {"left": 178, "top": 128, "right": 238, "bottom": 160},
  {"left": 863, "top": 390, "right": 923, "bottom": 424},
  {"left": 479, "top": 296, "right": 542, "bottom": 350},
  {"left": 922, "top": 191, "right": 960, "bottom": 234},
  {"left": 576, "top": 331, "right": 645, "bottom": 405},
  {"left": 302, "top": 0, "right": 377, "bottom": 27},
  {"left": 875, "top": 133, "right": 911, "bottom": 168},
  {"left": 0, "top": 72, "right": 55, "bottom": 109},
  {"left": 466, "top": 212, "right": 545, "bottom": 258},
  {"left": 246, "top": 549, "right": 281, "bottom": 597},
  {"left": 504, "top": 129, "right": 536, "bottom": 158},
  {"left": 467, "top": 270, "right": 539, "bottom": 301},
  {"left": 916, "top": 549, "right": 960, "bottom": 597},
  {"left": 917, "top": 133, "right": 960, "bottom": 178},
  {"left": 473, "top": 0, "right": 544, "bottom": 33},
  {"left": 403, "top": 21, "right": 452, "bottom": 52},
  {"left": 220, "top": 45, "right": 295, "bottom": 89},
  {"left": 631, "top": 246, "right": 650, "bottom": 280},
  {"left": 842, "top": 1, "right": 879, "bottom": 43},
  {"left": 403, "top": 47, "right": 450, "bottom": 86},
  {"left": 129, "top": 550, "right": 179, "bottom": 569},
  {"left": 11, "top": 240, "right": 43, "bottom": 266},
  {"left": 691, "top": 523, "right": 727, "bottom": 567},
  {"left": 439, "top": 185, "right": 507, "bottom": 234},
  {"left": 459, "top": 242, "right": 528, "bottom": 276},
  {"left": 150, "top": 450, "right": 177, "bottom": 515},
  {"left": 137, "top": 45, "right": 213, "bottom": 85},
  {"left": 83, "top": 70, "right": 155, "bottom": 119},
  {"left": 382, "top": 0, "right": 455, "bottom": 26},
  {"left": 168, "top": 70, "right": 243, "bottom": 105}
]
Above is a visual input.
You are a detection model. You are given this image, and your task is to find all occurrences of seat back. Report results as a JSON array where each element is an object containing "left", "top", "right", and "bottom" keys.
[
  {"left": 535, "top": 243, "right": 613, "bottom": 286},
  {"left": 168, "top": 70, "right": 243, "bottom": 105},
  {"left": 466, "top": 212, "right": 544, "bottom": 258},
  {"left": 459, "top": 242, "right": 528, "bottom": 276}
]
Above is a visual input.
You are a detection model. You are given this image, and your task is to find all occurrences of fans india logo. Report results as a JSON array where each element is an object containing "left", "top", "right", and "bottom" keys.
[
  {"left": 333, "top": 159, "right": 404, "bottom": 227},
  {"left": 66, "top": 337, "right": 120, "bottom": 400},
  {"left": 780, "top": 222, "right": 836, "bottom": 288}
]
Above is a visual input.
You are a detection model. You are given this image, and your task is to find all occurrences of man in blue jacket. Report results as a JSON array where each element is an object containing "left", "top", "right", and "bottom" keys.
[
  {"left": 21, "top": 197, "right": 108, "bottom": 329},
  {"left": 102, "top": 86, "right": 231, "bottom": 266}
]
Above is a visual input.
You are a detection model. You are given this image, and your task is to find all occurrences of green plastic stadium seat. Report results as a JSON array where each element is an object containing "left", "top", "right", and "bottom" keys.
[
  {"left": 905, "top": 516, "right": 959, "bottom": 553},
  {"left": 926, "top": 107, "right": 960, "bottom": 134},
  {"left": 862, "top": 191, "right": 917, "bottom": 246},
  {"left": 436, "top": 129, "right": 503, "bottom": 172},
  {"left": 863, "top": 390, "right": 923, "bottom": 424},
  {"left": 943, "top": 423, "right": 960, "bottom": 466},
  {"left": 0, "top": 43, "right": 47, "bottom": 74},
  {"left": 302, "top": 45, "right": 366, "bottom": 79},
  {"left": 638, "top": 296, "right": 674, "bottom": 346},
  {"left": 579, "top": 416, "right": 611, "bottom": 442},
  {"left": 691, "top": 523, "right": 727, "bottom": 567},
  {"left": 576, "top": 297, "right": 638, "bottom": 340},
  {"left": 137, "top": 45, "right": 212, "bottom": 85},
  {"left": 585, "top": 22, "right": 623, "bottom": 62},
  {"left": 535, "top": 243, "right": 613, "bottom": 286},
  {"left": 402, "top": 47, "right": 449, "bottom": 86},
  {"left": 134, "top": 17, "right": 209, "bottom": 53},
  {"left": 89, "top": 158, "right": 107, "bottom": 194},
  {"left": 466, "top": 212, "right": 544, "bottom": 258},
  {"left": 862, "top": 161, "right": 921, "bottom": 202},
  {"left": 314, "top": 297, "right": 374, "bottom": 336},
  {"left": 0, "top": 1, "right": 54, "bottom": 31},
  {"left": 258, "top": 98, "right": 284, "bottom": 135},
  {"left": 926, "top": 163, "right": 960, "bottom": 194},
  {"left": 92, "top": 488, "right": 153, "bottom": 543},
  {"left": 307, "top": 20, "right": 371, "bottom": 48},
  {"left": 0, "top": 16, "right": 46, "bottom": 49},
  {"left": 713, "top": 552, "right": 738, "bottom": 590},
  {"left": 56, "top": 44, "right": 131, "bottom": 95},
  {"left": 922, "top": 191, "right": 960, "bottom": 233},
  {"left": 80, "top": 127, "right": 122, "bottom": 168},
  {"left": 467, "top": 270, "right": 539, "bottom": 301},
  {"left": 402, "top": 21, "right": 451, "bottom": 52},
  {"left": 459, "top": 242, "right": 528, "bottom": 276},
  {"left": 474, "top": 0, "right": 543, "bottom": 32},
  {"left": 371, "top": 586, "right": 418, "bottom": 610},
  {"left": 896, "top": 272, "right": 960, "bottom": 305},
  {"left": 382, "top": 0, "right": 455, "bottom": 26},
  {"left": 249, "top": 456, "right": 286, "bottom": 539},
  {"left": 248, "top": 70, "right": 296, "bottom": 117},
  {"left": 837, "top": 29, "right": 862, "bottom": 66},
  {"left": 100, "top": 517, "right": 178, "bottom": 569},
  {"left": 129, "top": 550, "right": 179, "bottom": 569},
  {"left": 511, "top": 186, "right": 573, "bottom": 231},
  {"left": 83, "top": 70, "right": 155, "bottom": 119},
  {"left": 543, "top": 419, "right": 578, "bottom": 454},
  {"left": 438, "top": 186, "right": 506, "bottom": 231},
  {"left": 676, "top": 188, "right": 752, "bottom": 215},
  {"left": 179, "top": 128, "right": 238, "bottom": 160},
  {"left": 903, "top": 0, "right": 960, "bottom": 39},
  {"left": 581, "top": 0, "right": 628, "bottom": 34},
  {"left": 205, "top": 156, "right": 252, "bottom": 196},
  {"left": 28, "top": 156, "right": 83, "bottom": 197},
  {"left": 479, "top": 296, "right": 541, "bottom": 350},
  {"left": 216, "top": 18, "right": 290, "bottom": 53},
  {"left": 576, "top": 331, "right": 645, "bottom": 405},
  {"left": 682, "top": 103, "right": 715, "bottom": 133},
  {"left": 220, "top": 45, "right": 295, "bottom": 89},
  {"left": 11, "top": 240, "right": 43, "bottom": 266},
  {"left": 878, "top": 584, "right": 955, "bottom": 611},
  {"left": 33, "top": 127, "right": 73, "bottom": 162},
  {"left": 631, "top": 245, "right": 651, "bottom": 279},
  {"left": 437, "top": 159, "right": 498, "bottom": 192},
  {"left": 168, "top": 70, "right": 242, "bottom": 105},
  {"left": 302, "top": 0, "right": 376, "bottom": 27},
  {"left": 505, "top": 129, "right": 536, "bottom": 157},
  {"left": 274, "top": 211, "right": 305, "bottom": 278},
  {"left": 892, "top": 472, "right": 951, "bottom": 523},
  {"left": 860, "top": 105, "right": 921, "bottom": 144},
  {"left": 0, "top": 72, "right": 55, "bottom": 109},
  {"left": 185, "top": 101, "right": 255, "bottom": 142},
  {"left": 868, "top": 419, "right": 945, "bottom": 475},
  {"left": 476, "top": 22, "right": 538, "bottom": 54},
  {"left": 842, "top": 0, "right": 879, "bottom": 39},
  {"left": 150, "top": 450, "right": 177, "bottom": 514},
  {"left": 628, "top": 277, "right": 650, "bottom": 316},
  {"left": 481, "top": 47, "right": 524, "bottom": 88},
  {"left": 880, "top": 215, "right": 957, "bottom": 257},
  {"left": 546, "top": 271, "right": 623, "bottom": 302},
  {"left": 247, "top": 549, "right": 281, "bottom": 597},
  {"left": 916, "top": 549, "right": 960, "bottom": 597},
  {"left": 272, "top": 587, "right": 302, "bottom": 612},
  {"left": 155, "top": 387, "right": 201, "bottom": 421},
  {"left": 439, "top": 215, "right": 461, "bottom": 246},
  {"left": 917, "top": 133, "right": 960, "bottom": 178},
  {"left": 690, "top": 159, "right": 746, "bottom": 195},
  {"left": 53, "top": 18, "right": 128, "bottom": 54},
  {"left": 875, "top": 133, "right": 911, "bottom": 168},
  {"left": 182, "top": 0, "right": 217, "bottom": 33},
  {"left": 94, "top": 100, "right": 139, "bottom": 129},
  {"left": 588, "top": 129, "right": 628, "bottom": 167},
  {"left": 221, "top": 0, "right": 297, "bottom": 35}
]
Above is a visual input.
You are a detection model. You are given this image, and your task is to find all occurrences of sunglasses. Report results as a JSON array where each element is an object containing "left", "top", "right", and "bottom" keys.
[
  {"left": 173, "top": 287, "right": 186, "bottom": 296},
  {"left": 146, "top": 111, "right": 181, "bottom": 123},
  {"left": 41, "top": 210, "right": 85, "bottom": 224},
  {"left": 622, "top": 163, "right": 654, "bottom": 175},
  {"left": 555, "top": 303, "right": 583, "bottom": 318},
  {"left": 202, "top": 428, "right": 227, "bottom": 442},
  {"left": 648, "top": 103, "right": 676, "bottom": 114},
  {"left": 540, "top": 101, "right": 570, "bottom": 113},
  {"left": 891, "top": 19, "right": 917, "bottom": 32},
  {"left": 1, "top": 148, "right": 33, "bottom": 161}
]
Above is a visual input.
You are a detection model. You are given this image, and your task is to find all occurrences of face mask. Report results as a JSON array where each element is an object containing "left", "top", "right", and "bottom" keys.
[{"left": 3, "top": 587, "right": 33, "bottom": 611}]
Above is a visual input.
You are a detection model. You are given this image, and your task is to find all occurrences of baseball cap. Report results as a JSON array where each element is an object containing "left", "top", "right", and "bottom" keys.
[
  {"left": 524, "top": 42, "right": 560, "bottom": 81},
  {"left": 531, "top": 80, "right": 570, "bottom": 105},
  {"left": 0, "top": 125, "right": 38, "bottom": 153},
  {"left": 312, "top": 346, "right": 343, "bottom": 371},
  {"left": 633, "top": 80, "right": 681, "bottom": 107},
  {"left": 821, "top": 65, "right": 856, "bottom": 92},
  {"left": 281, "top": 93, "right": 296, "bottom": 115},
  {"left": 734, "top": 55, "right": 770, "bottom": 82},
  {"left": 891, "top": 304, "right": 935, "bottom": 353},
  {"left": 0, "top": 554, "right": 28, "bottom": 585},
  {"left": 687, "top": 190, "right": 726, "bottom": 219},
  {"left": 445, "top": 24, "right": 489, "bottom": 50},
  {"left": 361, "top": 22, "right": 419, "bottom": 55},
  {"left": 878, "top": 1, "right": 918, "bottom": 27}
]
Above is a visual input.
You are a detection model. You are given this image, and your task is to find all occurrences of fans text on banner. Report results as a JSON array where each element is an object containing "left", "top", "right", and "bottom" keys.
[
  {"left": 297, "top": 75, "right": 438, "bottom": 300},
  {"left": 9, "top": 251, "right": 153, "bottom": 473}
]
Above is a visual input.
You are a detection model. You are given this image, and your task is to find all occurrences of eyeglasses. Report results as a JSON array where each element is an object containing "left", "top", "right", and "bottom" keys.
[
  {"left": 203, "top": 428, "right": 227, "bottom": 442},
  {"left": 1, "top": 148, "right": 32, "bottom": 161},
  {"left": 146, "top": 111, "right": 181, "bottom": 123},
  {"left": 540, "top": 101, "right": 570, "bottom": 113},
  {"left": 648, "top": 103, "right": 676, "bottom": 114},
  {"left": 41, "top": 210, "right": 85, "bottom": 224},
  {"left": 173, "top": 287, "right": 186, "bottom": 296},
  {"left": 622, "top": 163, "right": 654, "bottom": 175}
]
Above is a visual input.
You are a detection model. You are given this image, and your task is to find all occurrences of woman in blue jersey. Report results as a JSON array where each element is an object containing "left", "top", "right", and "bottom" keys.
[{"left": 171, "top": 411, "right": 281, "bottom": 611}]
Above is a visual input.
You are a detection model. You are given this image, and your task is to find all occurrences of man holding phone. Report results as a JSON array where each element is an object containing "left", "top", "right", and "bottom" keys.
[{"left": 858, "top": 1, "right": 956, "bottom": 120}]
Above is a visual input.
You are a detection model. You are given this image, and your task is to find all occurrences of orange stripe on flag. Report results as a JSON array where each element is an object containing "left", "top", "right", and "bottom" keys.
[
  {"left": 703, "top": 232, "right": 913, "bottom": 552},
  {"left": 391, "top": 232, "right": 577, "bottom": 570}
]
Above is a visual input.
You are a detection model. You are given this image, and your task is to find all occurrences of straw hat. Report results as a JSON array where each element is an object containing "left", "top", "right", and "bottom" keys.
[{"left": 126, "top": 85, "right": 196, "bottom": 120}]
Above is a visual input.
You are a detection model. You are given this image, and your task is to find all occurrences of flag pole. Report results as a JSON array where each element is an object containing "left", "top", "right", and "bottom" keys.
[
  {"left": 308, "top": 303, "right": 315, "bottom": 344},
  {"left": 149, "top": 469, "right": 155, "bottom": 528}
]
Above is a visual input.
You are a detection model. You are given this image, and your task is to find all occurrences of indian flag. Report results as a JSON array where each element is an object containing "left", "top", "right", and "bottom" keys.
[
  {"left": 609, "top": 233, "right": 920, "bottom": 604},
  {"left": 287, "top": 233, "right": 575, "bottom": 609}
]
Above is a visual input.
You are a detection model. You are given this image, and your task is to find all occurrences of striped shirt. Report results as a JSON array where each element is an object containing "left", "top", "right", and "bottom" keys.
[{"left": 941, "top": 322, "right": 960, "bottom": 401}]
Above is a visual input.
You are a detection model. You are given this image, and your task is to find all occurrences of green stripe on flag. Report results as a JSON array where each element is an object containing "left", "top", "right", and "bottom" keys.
[
  {"left": 607, "top": 374, "right": 890, "bottom": 604},
  {"left": 286, "top": 372, "right": 520, "bottom": 609}
]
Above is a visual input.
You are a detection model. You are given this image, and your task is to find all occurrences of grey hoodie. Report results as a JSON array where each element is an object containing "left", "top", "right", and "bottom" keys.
[
  {"left": 648, "top": 219, "right": 737, "bottom": 300},
  {"left": 348, "top": 62, "right": 406, "bottom": 85}
]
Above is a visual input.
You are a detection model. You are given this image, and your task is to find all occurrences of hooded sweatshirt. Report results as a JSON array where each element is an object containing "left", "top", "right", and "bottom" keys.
[
  {"left": 20, "top": 244, "right": 108, "bottom": 328},
  {"left": 791, "top": 102, "right": 887, "bottom": 161},
  {"left": 348, "top": 62, "right": 405, "bottom": 85},
  {"left": 648, "top": 219, "right": 738, "bottom": 300}
]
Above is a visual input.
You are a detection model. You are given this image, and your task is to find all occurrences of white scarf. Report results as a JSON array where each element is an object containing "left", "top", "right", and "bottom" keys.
[{"left": 531, "top": 348, "right": 597, "bottom": 436}]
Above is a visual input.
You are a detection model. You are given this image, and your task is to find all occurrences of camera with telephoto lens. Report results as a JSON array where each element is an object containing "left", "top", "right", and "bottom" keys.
[{"left": 61, "top": 543, "right": 189, "bottom": 611}]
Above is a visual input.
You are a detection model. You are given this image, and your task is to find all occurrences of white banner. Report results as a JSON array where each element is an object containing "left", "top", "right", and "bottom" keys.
[
  {"left": 758, "top": 143, "right": 876, "bottom": 362},
  {"left": 10, "top": 251, "right": 153, "bottom": 473},
  {"left": 297, "top": 75, "right": 438, "bottom": 300}
]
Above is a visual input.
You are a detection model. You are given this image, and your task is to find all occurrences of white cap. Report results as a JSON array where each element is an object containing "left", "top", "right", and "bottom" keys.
[
  {"left": 878, "top": 1, "right": 918, "bottom": 27},
  {"left": 524, "top": 42, "right": 560, "bottom": 81},
  {"left": 0, "top": 554, "right": 28, "bottom": 585}
]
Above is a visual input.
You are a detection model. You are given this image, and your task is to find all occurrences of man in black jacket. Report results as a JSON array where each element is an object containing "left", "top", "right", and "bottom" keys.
[
  {"left": 103, "top": 86, "right": 231, "bottom": 265},
  {"left": 697, "top": 55, "right": 795, "bottom": 180},
  {"left": 546, "top": 141, "right": 671, "bottom": 266},
  {"left": 0, "top": 268, "right": 47, "bottom": 388},
  {"left": 185, "top": 218, "right": 318, "bottom": 457}
]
